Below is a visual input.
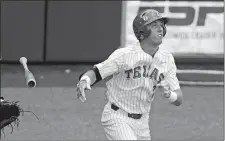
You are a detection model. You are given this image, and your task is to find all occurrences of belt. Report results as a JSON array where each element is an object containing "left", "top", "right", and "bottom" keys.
[{"left": 111, "top": 104, "right": 142, "bottom": 119}]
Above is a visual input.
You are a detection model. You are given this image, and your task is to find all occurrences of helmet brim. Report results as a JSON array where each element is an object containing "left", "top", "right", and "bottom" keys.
[{"left": 145, "top": 17, "right": 169, "bottom": 26}]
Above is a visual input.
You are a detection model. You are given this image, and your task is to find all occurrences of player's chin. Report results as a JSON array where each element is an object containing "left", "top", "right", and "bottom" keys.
[{"left": 153, "top": 39, "right": 162, "bottom": 46}]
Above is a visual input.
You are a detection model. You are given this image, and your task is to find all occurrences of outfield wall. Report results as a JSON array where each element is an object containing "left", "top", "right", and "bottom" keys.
[{"left": 0, "top": 0, "right": 224, "bottom": 64}]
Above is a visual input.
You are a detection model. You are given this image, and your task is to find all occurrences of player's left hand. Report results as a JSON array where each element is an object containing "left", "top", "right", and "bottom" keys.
[
  {"left": 76, "top": 80, "right": 92, "bottom": 102},
  {"left": 157, "top": 80, "right": 171, "bottom": 98}
]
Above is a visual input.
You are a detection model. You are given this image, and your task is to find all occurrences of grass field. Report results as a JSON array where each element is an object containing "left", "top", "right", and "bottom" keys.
[{"left": 1, "top": 64, "right": 224, "bottom": 140}]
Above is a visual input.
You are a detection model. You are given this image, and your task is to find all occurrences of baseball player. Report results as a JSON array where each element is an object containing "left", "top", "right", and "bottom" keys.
[{"left": 76, "top": 9, "right": 183, "bottom": 140}]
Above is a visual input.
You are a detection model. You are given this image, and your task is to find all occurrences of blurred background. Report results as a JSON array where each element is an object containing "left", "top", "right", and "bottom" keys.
[{"left": 0, "top": 0, "right": 224, "bottom": 140}]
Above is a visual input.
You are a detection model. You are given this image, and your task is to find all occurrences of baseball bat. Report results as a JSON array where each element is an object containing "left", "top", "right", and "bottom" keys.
[{"left": 19, "top": 57, "right": 36, "bottom": 88}]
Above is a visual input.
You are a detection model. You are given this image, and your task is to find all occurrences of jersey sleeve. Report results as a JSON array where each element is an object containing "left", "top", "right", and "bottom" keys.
[
  {"left": 164, "top": 55, "right": 180, "bottom": 91},
  {"left": 94, "top": 48, "right": 125, "bottom": 80}
]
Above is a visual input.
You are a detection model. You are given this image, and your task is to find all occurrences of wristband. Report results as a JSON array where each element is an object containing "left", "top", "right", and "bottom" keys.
[{"left": 80, "top": 75, "right": 91, "bottom": 85}]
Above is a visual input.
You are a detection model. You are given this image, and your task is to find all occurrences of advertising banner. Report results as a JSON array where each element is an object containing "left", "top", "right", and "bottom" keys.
[{"left": 123, "top": 1, "right": 224, "bottom": 56}]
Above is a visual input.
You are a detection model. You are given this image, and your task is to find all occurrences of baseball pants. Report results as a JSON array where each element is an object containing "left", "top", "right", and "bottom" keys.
[{"left": 101, "top": 102, "right": 151, "bottom": 140}]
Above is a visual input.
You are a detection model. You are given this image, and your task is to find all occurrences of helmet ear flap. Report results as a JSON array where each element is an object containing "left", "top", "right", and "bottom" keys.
[
  {"left": 139, "top": 30, "right": 144, "bottom": 40},
  {"left": 133, "top": 28, "right": 142, "bottom": 40},
  {"left": 133, "top": 28, "right": 146, "bottom": 40},
  {"left": 140, "top": 26, "right": 151, "bottom": 40},
  {"left": 133, "top": 25, "right": 151, "bottom": 40}
]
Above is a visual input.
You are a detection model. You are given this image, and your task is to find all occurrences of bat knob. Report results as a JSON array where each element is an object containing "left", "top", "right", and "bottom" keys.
[{"left": 19, "top": 57, "right": 27, "bottom": 64}]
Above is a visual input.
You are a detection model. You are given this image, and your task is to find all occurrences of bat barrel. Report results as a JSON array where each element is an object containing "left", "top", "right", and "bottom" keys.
[{"left": 20, "top": 57, "right": 37, "bottom": 88}]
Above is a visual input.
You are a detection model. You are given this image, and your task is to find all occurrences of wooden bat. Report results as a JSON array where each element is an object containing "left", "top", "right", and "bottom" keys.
[{"left": 19, "top": 57, "right": 36, "bottom": 88}]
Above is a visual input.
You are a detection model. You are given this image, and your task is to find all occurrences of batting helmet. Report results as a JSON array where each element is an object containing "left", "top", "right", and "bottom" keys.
[{"left": 133, "top": 9, "right": 169, "bottom": 41}]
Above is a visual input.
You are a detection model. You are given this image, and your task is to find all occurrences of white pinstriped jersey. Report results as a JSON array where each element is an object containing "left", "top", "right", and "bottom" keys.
[{"left": 95, "top": 42, "right": 180, "bottom": 114}]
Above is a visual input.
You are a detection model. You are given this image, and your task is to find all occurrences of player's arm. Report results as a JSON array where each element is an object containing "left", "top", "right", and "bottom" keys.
[
  {"left": 78, "top": 48, "right": 124, "bottom": 86},
  {"left": 161, "top": 55, "right": 183, "bottom": 106},
  {"left": 78, "top": 66, "right": 101, "bottom": 87},
  {"left": 76, "top": 48, "right": 124, "bottom": 102}
]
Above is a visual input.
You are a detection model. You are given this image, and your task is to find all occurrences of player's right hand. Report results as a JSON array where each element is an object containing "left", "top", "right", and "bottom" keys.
[{"left": 76, "top": 80, "right": 92, "bottom": 102}]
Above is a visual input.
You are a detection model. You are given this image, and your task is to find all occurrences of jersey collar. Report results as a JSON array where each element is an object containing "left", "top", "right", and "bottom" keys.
[{"left": 135, "top": 42, "right": 160, "bottom": 58}]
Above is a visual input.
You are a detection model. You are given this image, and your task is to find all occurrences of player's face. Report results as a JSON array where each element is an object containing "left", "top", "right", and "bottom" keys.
[{"left": 146, "top": 20, "right": 164, "bottom": 46}]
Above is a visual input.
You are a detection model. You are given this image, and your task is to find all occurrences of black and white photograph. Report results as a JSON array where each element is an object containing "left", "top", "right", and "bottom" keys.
[{"left": 0, "top": 0, "right": 224, "bottom": 140}]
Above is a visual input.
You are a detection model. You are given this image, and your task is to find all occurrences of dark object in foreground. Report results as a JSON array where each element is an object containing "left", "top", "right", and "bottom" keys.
[{"left": 0, "top": 97, "right": 39, "bottom": 138}]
